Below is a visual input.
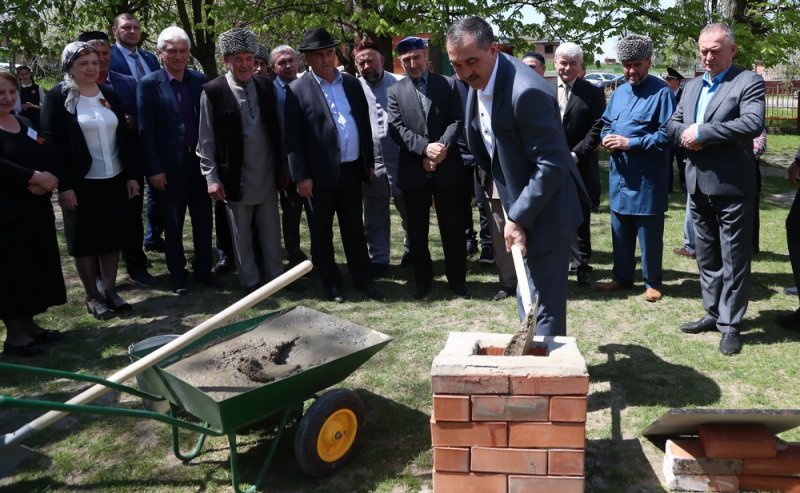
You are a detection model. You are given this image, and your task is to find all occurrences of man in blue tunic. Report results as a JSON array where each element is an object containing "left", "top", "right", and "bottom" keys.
[{"left": 597, "top": 34, "right": 675, "bottom": 302}]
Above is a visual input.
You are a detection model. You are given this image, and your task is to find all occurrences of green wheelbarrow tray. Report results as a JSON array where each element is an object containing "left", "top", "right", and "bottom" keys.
[{"left": 130, "top": 305, "right": 393, "bottom": 433}]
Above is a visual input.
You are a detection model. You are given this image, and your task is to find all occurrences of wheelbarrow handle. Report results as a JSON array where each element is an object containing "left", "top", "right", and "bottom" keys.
[{"left": 3, "top": 260, "right": 313, "bottom": 448}]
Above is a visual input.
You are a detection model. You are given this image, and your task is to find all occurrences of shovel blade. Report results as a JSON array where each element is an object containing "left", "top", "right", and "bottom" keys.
[{"left": 0, "top": 443, "right": 33, "bottom": 478}]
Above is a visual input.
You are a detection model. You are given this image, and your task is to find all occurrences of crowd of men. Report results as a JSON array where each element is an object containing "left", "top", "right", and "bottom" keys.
[{"left": 41, "top": 12, "right": 799, "bottom": 356}]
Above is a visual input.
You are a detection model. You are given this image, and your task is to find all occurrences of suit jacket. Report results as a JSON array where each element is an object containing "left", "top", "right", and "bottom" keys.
[
  {"left": 666, "top": 65, "right": 765, "bottom": 196},
  {"left": 40, "top": 83, "right": 136, "bottom": 191},
  {"left": 465, "top": 53, "right": 586, "bottom": 256},
  {"left": 137, "top": 68, "right": 208, "bottom": 179},
  {"left": 106, "top": 70, "right": 138, "bottom": 117},
  {"left": 387, "top": 72, "right": 465, "bottom": 191},
  {"left": 284, "top": 70, "right": 374, "bottom": 188},
  {"left": 557, "top": 77, "right": 605, "bottom": 206},
  {"left": 110, "top": 44, "right": 160, "bottom": 78}
]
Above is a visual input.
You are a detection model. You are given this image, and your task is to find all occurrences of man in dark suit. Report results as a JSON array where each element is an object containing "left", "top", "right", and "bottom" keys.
[
  {"left": 552, "top": 42, "right": 605, "bottom": 286},
  {"left": 776, "top": 147, "right": 800, "bottom": 330},
  {"left": 138, "top": 26, "right": 219, "bottom": 295},
  {"left": 284, "top": 27, "right": 383, "bottom": 303},
  {"left": 110, "top": 12, "right": 166, "bottom": 256},
  {"left": 446, "top": 17, "right": 585, "bottom": 336},
  {"left": 667, "top": 23, "right": 765, "bottom": 355},
  {"left": 80, "top": 30, "right": 156, "bottom": 288},
  {"left": 388, "top": 36, "right": 468, "bottom": 299}
]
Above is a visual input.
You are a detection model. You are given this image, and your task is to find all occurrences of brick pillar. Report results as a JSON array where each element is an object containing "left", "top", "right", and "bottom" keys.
[{"left": 430, "top": 332, "right": 589, "bottom": 493}]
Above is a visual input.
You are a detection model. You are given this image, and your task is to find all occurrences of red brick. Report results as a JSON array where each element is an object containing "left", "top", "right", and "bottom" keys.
[
  {"left": 665, "top": 439, "right": 742, "bottom": 475},
  {"left": 548, "top": 396, "right": 587, "bottom": 422},
  {"left": 739, "top": 475, "right": 800, "bottom": 493},
  {"left": 548, "top": 449, "right": 584, "bottom": 476},
  {"left": 434, "top": 447, "right": 470, "bottom": 472},
  {"left": 698, "top": 423, "right": 777, "bottom": 459},
  {"left": 471, "top": 396, "right": 549, "bottom": 422},
  {"left": 432, "top": 374, "right": 510, "bottom": 394},
  {"left": 479, "top": 346, "right": 505, "bottom": 355},
  {"left": 471, "top": 447, "right": 547, "bottom": 475},
  {"left": 434, "top": 395, "right": 471, "bottom": 422},
  {"left": 508, "top": 475, "right": 584, "bottom": 493},
  {"left": 431, "top": 418, "right": 508, "bottom": 447},
  {"left": 508, "top": 422, "right": 585, "bottom": 449},
  {"left": 432, "top": 471, "right": 507, "bottom": 493},
  {"left": 743, "top": 443, "right": 800, "bottom": 476},
  {"left": 509, "top": 375, "right": 588, "bottom": 395}
]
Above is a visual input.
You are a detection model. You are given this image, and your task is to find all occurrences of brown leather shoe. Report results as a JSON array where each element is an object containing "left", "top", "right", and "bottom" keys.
[
  {"left": 645, "top": 287, "right": 663, "bottom": 302},
  {"left": 673, "top": 247, "right": 696, "bottom": 259},
  {"left": 597, "top": 280, "right": 632, "bottom": 292}
]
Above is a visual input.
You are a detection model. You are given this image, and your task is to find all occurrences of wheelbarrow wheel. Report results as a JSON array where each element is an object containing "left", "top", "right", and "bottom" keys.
[{"left": 294, "top": 388, "right": 365, "bottom": 477}]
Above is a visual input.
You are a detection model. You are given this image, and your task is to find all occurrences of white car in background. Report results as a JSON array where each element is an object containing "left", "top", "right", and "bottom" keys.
[{"left": 585, "top": 72, "right": 624, "bottom": 89}]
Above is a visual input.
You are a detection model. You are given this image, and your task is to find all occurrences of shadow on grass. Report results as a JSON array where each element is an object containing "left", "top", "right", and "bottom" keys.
[{"left": 585, "top": 343, "right": 720, "bottom": 492}]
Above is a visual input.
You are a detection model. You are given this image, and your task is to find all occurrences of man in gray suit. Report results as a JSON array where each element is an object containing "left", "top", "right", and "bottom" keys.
[
  {"left": 667, "top": 23, "right": 765, "bottom": 355},
  {"left": 446, "top": 17, "right": 585, "bottom": 336}
]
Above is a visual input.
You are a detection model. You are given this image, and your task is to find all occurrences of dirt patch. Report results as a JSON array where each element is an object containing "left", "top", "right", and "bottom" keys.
[{"left": 163, "top": 306, "right": 388, "bottom": 401}]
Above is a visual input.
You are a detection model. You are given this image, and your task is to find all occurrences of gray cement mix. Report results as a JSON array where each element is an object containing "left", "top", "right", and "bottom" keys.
[{"left": 164, "top": 306, "right": 382, "bottom": 401}]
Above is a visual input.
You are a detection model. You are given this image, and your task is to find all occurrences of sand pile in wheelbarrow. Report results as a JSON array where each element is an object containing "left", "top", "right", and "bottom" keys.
[{"left": 165, "top": 306, "right": 377, "bottom": 400}]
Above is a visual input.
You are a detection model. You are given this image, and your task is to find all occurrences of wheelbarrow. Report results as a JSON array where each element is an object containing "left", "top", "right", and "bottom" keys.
[{"left": 1, "top": 302, "right": 392, "bottom": 491}]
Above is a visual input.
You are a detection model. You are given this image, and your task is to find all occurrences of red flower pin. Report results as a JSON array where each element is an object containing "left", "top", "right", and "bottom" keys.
[{"left": 99, "top": 98, "right": 112, "bottom": 110}]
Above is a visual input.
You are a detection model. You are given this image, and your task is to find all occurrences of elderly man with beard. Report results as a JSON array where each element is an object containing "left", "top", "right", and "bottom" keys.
[
  {"left": 197, "top": 28, "right": 288, "bottom": 292},
  {"left": 353, "top": 42, "right": 409, "bottom": 274},
  {"left": 597, "top": 34, "right": 675, "bottom": 303}
]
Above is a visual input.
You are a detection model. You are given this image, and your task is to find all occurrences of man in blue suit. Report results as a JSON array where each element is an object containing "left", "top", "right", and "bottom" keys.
[
  {"left": 110, "top": 12, "right": 164, "bottom": 254},
  {"left": 446, "top": 16, "right": 585, "bottom": 336},
  {"left": 138, "top": 26, "right": 219, "bottom": 295},
  {"left": 80, "top": 30, "right": 156, "bottom": 288}
]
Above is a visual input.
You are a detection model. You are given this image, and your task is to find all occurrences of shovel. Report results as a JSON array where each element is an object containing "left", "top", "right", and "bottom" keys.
[
  {"left": 0, "top": 260, "right": 312, "bottom": 477},
  {"left": 501, "top": 210, "right": 539, "bottom": 356}
]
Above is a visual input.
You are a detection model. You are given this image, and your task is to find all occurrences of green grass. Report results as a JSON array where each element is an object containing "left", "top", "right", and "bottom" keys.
[{"left": 3, "top": 140, "right": 800, "bottom": 492}]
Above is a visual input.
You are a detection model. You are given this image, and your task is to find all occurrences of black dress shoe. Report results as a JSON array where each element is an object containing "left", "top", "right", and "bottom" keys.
[
  {"left": 193, "top": 272, "right": 223, "bottom": 287},
  {"left": 576, "top": 270, "right": 592, "bottom": 286},
  {"left": 680, "top": 315, "right": 717, "bottom": 334},
  {"left": 328, "top": 286, "right": 345, "bottom": 303},
  {"left": 357, "top": 282, "right": 385, "bottom": 301},
  {"left": 2, "top": 341, "right": 45, "bottom": 357},
  {"left": 450, "top": 284, "right": 471, "bottom": 299},
  {"left": 413, "top": 285, "right": 431, "bottom": 300},
  {"left": 214, "top": 258, "right": 235, "bottom": 274},
  {"left": 128, "top": 271, "right": 156, "bottom": 287},
  {"left": 105, "top": 290, "right": 133, "bottom": 313},
  {"left": 776, "top": 309, "right": 800, "bottom": 330},
  {"left": 719, "top": 332, "right": 741, "bottom": 355},
  {"left": 491, "top": 287, "right": 514, "bottom": 301},
  {"left": 32, "top": 329, "right": 64, "bottom": 344},
  {"left": 478, "top": 247, "right": 495, "bottom": 265},
  {"left": 85, "top": 299, "right": 114, "bottom": 320},
  {"left": 370, "top": 262, "right": 389, "bottom": 277},
  {"left": 171, "top": 278, "right": 189, "bottom": 295}
]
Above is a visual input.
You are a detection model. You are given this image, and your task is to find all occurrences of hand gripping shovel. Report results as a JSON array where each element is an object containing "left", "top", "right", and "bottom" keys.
[
  {"left": 501, "top": 210, "right": 540, "bottom": 356},
  {"left": 0, "top": 260, "right": 312, "bottom": 477}
]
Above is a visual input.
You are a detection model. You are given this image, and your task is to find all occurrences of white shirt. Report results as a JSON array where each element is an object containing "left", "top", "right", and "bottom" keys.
[
  {"left": 477, "top": 54, "right": 500, "bottom": 159},
  {"left": 76, "top": 94, "right": 123, "bottom": 179},
  {"left": 124, "top": 47, "right": 154, "bottom": 80},
  {"left": 311, "top": 68, "right": 360, "bottom": 163}
]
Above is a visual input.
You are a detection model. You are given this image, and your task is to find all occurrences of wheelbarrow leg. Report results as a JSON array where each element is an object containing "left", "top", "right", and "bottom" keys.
[
  {"left": 169, "top": 404, "right": 208, "bottom": 462},
  {"left": 229, "top": 407, "right": 293, "bottom": 493}
]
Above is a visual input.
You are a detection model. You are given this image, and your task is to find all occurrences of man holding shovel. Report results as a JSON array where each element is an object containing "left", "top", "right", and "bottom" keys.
[{"left": 446, "top": 16, "right": 586, "bottom": 336}]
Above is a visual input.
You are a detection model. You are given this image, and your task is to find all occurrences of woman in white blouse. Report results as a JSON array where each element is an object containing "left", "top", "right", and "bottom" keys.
[{"left": 41, "top": 42, "right": 140, "bottom": 319}]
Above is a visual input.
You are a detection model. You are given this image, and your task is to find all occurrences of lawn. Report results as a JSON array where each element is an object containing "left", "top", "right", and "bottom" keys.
[{"left": 2, "top": 139, "right": 800, "bottom": 492}]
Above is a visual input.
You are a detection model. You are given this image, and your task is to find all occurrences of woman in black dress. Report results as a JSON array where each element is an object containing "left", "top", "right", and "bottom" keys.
[
  {"left": 0, "top": 70, "right": 66, "bottom": 357},
  {"left": 16, "top": 65, "right": 41, "bottom": 130},
  {"left": 41, "top": 42, "right": 140, "bottom": 319}
]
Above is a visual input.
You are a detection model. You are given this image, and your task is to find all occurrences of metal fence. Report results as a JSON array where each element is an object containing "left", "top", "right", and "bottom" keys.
[{"left": 765, "top": 86, "right": 800, "bottom": 130}]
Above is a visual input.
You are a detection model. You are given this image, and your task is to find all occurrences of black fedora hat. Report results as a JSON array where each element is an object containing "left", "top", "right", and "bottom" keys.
[{"left": 298, "top": 27, "right": 340, "bottom": 52}]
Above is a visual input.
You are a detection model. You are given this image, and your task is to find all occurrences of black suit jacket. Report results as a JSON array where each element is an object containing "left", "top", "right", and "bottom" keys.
[
  {"left": 387, "top": 72, "right": 465, "bottom": 191},
  {"left": 284, "top": 70, "right": 374, "bottom": 188},
  {"left": 41, "top": 83, "right": 136, "bottom": 191},
  {"left": 560, "top": 77, "right": 605, "bottom": 206}
]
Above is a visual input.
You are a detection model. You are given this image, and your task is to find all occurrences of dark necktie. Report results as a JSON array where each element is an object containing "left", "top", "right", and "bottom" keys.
[
  {"left": 130, "top": 52, "right": 146, "bottom": 79},
  {"left": 413, "top": 77, "right": 428, "bottom": 115}
]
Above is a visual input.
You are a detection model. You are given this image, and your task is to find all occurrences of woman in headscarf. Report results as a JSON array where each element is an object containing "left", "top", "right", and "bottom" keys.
[
  {"left": 41, "top": 41, "right": 140, "bottom": 319},
  {"left": 0, "top": 70, "right": 66, "bottom": 356}
]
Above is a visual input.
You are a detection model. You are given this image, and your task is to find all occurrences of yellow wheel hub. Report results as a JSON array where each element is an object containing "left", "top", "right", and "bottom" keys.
[{"left": 316, "top": 409, "right": 358, "bottom": 462}]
